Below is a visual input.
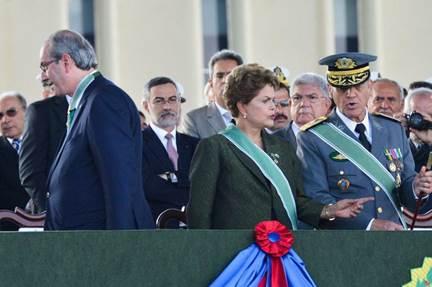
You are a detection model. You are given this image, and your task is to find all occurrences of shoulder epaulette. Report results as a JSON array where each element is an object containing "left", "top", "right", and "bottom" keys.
[
  {"left": 300, "top": 116, "right": 328, "bottom": 131},
  {"left": 372, "top": 112, "right": 401, "bottom": 123}
]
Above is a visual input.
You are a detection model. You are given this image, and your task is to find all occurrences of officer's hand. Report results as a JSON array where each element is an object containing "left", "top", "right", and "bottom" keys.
[
  {"left": 329, "top": 197, "right": 374, "bottom": 218},
  {"left": 410, "top": 128, "right": 432, "bottom": 144},
  {"left": 414, "top": 166, "right": 432, "bottom": 196},
  {"left": 371, "top": 219, "right": 403, "bottom": 231}
]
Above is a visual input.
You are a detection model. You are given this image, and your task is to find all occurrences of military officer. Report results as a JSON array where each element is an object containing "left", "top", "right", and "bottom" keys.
[{"left": 296, "top": 52, "right": 432, "bottom": 230}]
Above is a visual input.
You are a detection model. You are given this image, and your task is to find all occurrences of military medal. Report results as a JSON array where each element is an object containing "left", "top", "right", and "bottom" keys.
[
  {"left": 388, "top": 162, "right": 397, "bottom": 172},
  {"left": 337, "top": 178, "right": 350, "bottom": 191},
  {"left": 385, "top": 148, "right": 404, "bottom": 188},
  {"left": 395, "top": 173, "right": 401, "bottom": 188}
]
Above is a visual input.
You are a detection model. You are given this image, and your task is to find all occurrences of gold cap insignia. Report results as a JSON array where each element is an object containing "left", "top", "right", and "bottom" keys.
[
  {"left": 335, "top": 57, "right": 357, "bottom": 70},
  {"left": 273, "top": 66, "right": 289, "bottom": 87}
]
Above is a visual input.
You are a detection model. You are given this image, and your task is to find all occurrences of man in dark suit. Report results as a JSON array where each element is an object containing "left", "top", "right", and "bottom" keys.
[
  {"left": 182, "top": 49, "right": 243, "bottom": 138},
  {"left": 275, "top": 73, "right": 332, "bottom": 149},
  {"left": 19, "top": 77, "right": 68, "bottom": 214},
  {"left": 0, "top": 92, "right": 30, "bottom": 230},
  {"left": 142, "top": 77, "right": 199, "bottom": 225},
  {"left": 40, "top": 29, "right": 154, "bottom": 230}
]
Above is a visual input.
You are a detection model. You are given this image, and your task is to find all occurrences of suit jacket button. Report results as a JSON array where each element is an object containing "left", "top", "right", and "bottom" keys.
[
  {"left": 377, "top": 207, "right": 383, "bottom": 214},
  {"left": 375, "top": 186, "right": 380, "bottom": 192},
  {"left": 46, "top": 192, "right": 50, "bottom": 198}
]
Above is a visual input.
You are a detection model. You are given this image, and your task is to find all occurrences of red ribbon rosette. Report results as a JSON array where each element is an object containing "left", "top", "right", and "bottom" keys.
[{"left": 255, "top": 220, "right": 294, "bottom": 257}]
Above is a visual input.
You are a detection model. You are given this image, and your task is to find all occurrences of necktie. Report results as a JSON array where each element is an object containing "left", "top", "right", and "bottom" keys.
[
  {"left": 165, "top": 133, "right": 178, "bottom": 170},
  {"left": 12, "top": 138, "right": 21, "bottom": 153},
  {"left": 355, "top": 123, "right": 371, "bottom": 151}
]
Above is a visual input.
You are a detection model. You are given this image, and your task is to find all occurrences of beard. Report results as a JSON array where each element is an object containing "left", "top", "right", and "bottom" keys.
[{"left": 157, "top": 111, "right": 178, "bottom": 128}]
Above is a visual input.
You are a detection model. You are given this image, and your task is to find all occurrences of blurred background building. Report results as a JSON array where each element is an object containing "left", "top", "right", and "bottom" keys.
[{"left": 1, "top": 0, "right": 431, "bottom": 111}]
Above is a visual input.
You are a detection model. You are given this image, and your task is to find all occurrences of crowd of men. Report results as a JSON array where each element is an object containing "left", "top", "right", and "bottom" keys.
[{"left": 1, "top": 29, "right": 432, "bottom": 230}]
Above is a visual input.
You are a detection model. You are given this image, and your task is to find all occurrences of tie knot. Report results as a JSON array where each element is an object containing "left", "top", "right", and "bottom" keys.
[
  {"left": 355, "top": 123, "right": 366, "bottom": 134},
  {"left": 165, "top": 133, "right": 173, "bottom": 140},
  {"left": 12, "top": 138, "right": 21, "bottom": 152}
]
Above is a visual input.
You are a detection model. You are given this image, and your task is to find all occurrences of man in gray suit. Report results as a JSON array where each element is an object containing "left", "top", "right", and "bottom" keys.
[
  {"left": 275, "top": 73, "right": 331, "bottom": 148},
  {"left": 297, "top": 52, "right": 432, "bottom": 230},
  {"left": 182, "top": 50, "right": 243, "bottom": 138}
]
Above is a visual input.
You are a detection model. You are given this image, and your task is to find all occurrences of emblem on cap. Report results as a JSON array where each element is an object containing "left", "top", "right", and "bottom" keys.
[
  {"left": 272, "top": 66, "right": 290, "bottom": 87},
  {"left": 335, "top": 58, "right": 357, "bottom": 70}
]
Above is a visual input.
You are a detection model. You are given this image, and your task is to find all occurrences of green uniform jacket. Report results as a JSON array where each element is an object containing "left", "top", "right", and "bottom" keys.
[{"left": 187, "top": 131, "right": 324, "bottom": 229}]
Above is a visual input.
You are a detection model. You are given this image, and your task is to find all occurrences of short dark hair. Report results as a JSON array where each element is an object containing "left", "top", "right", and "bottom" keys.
[
  {"left": 224, "top": 64, "right": 279, "bottom": 118},
  {"left": 143, "top": 77, "right": 177, "bottom": 101},
  {"left": 408, "top": 81, "right": 432, "bottom": 91},
  {"left": 208, "top": 49, "right": 243, "bottom": 79}
]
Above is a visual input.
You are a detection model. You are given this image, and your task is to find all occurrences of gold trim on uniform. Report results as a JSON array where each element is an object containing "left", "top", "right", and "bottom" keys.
[
  {"left": 300, "top": 116, "right": 328, "bottom": 131},
  {"left": 335, "top": 57, "right": 357, "bottom": 69},
  {"left": 327, "top": 70, "right": 370, "bottom": 87}
]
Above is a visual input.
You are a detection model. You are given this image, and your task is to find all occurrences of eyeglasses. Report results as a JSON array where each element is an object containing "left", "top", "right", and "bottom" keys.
[
  {"left": 152, "top": 96, "right": 180, "bottom": 106},
  {"left": 0, "top": 108, "right": 18, "bottom": 120},
  {"left": 291, "top": 94, "right": 324, "bottom": 104},
  {"left": 274, "top": 99, "right": 290, "bottom": 108},
  {"left": 40, "top": 59, "right": 59, "bottom": 72}
]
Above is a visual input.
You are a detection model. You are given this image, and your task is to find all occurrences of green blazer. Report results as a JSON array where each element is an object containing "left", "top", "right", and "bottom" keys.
[{"left": 187, "top": 131, "right": 324, "bottom": 229}]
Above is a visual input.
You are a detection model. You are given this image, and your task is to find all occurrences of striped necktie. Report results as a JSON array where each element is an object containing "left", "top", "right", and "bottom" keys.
[{"left": 12, "top": 138, "right": 21, "bottom": 153}]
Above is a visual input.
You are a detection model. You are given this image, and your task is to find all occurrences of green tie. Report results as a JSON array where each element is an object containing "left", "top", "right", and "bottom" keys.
[{"left": 67, "top": 107, "right": 76, "bottom": 129}]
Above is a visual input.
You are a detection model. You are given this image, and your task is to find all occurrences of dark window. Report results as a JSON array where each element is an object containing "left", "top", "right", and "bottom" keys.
[
  {"left": 69, "top": 0, "right": 95, "bottom": 49},
  {"left": 334, "top": 0, "right": 358, "bottom": 52},
  {"left": 202, "top": 0, "right": 228, "bottom": 78}
]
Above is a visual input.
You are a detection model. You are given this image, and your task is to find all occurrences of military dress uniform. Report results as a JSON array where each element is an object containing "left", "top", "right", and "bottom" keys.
[
  {"left": 297, "top": 111, "right": 417, "bottom": 229},
  {"left": 296, "top": 52, "right": 418, "bottom": 229}
]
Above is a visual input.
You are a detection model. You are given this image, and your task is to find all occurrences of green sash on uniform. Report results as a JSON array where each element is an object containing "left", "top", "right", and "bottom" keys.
[
  {"left": 221, "top": 125, "right": 298, "bottom": 230},
  {"left": 309, "top": 122, "right": 407, "bottom": 229}
]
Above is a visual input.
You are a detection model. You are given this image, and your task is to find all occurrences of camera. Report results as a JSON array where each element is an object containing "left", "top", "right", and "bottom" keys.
[{"left": 405, "top": 111, "right": 432, "bottom": 130}]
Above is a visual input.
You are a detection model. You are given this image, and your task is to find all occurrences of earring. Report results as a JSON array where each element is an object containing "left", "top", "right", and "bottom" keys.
[{"left": 243, "top": 113, "right": 247, "bottom": 119}]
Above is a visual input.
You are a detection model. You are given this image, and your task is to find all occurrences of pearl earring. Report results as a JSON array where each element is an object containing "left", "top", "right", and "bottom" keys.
[{"left": 243, "top": 113, "right": 247, "bottom": 119}]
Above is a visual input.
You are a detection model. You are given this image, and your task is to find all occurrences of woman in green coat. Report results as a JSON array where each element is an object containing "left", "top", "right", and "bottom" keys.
[{"left": 187, "top": 64, "right": 372, "bottom": 229}]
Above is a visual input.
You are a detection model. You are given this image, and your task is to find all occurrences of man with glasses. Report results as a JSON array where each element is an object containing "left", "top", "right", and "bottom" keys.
[
  {"left": 182, "top": 49, "right": 243, "bottom": 138},
  {"left": 40, "top": 29, "right": 154, "bottom": 230},
  {"left": 297, "top": 52, "right": 432, "bottom": 230},
  {"left": 0, "top": 91, "right": 30, "bottom": 230},
  {"left": 141, "top": 77, "right": 199, "bottom": 226},
  {"left": 266, "top": 66, "right": 292, "bottom": 134},
  {"left": 275, "top": 73, "right": 332, "bottom": 148}
]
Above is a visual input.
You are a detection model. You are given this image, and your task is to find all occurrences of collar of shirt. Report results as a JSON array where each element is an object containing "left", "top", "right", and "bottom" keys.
[
  {"left": 336, "top": 108, "right": 372, "bottom": 143},
  {"left": 214, "top": 102, "right": 232, "bottom": 126},
  {"left": 292, "top": 121, "right": 301, "bottom": 137},
  {"left": 6, "top": 137, "right": 22, "bottom": 145},
  {"left": 66, "top": 95, "right": 73, "bottom": 105},
  {"left": 150, "top": 122, "right": 177, "bottom": 151}
]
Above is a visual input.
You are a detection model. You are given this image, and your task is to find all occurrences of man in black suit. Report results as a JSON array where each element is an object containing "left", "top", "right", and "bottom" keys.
[
  {"left": 19, "top": 77, "right": 68, "bottom": 214},
  {"left": 142, "top": 77, "right": 199, "bottom": 226},
  {"left": 0, "top": 92, "right": 30, "bottom": 230}
]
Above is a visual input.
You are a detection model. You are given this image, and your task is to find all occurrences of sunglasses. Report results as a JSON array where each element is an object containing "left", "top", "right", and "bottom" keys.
[{"left": 0, "top": 108, "right": 18, "bottom": 120}]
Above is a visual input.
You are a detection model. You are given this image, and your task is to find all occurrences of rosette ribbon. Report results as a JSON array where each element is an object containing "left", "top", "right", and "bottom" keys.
[{"left": 210, "top": 221, "right": 316, "bottom": 287}]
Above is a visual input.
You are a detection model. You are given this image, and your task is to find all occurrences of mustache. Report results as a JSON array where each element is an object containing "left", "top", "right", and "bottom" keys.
[
  {"left": 274, "top": 114, "right": 288, "bottom": 120},
  {"left": 160, "top": 111, "right": 177, "bottom": 117}
]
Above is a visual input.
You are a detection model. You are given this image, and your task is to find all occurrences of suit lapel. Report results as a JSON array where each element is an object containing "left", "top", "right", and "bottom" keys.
[
  {"left": 143, "top": 128, "right": 174, "bottom": 171},
  {"left": 176, "top": 133, "right": 193, "bottom": 171},
  {"left": 328, "top": 111, "right": 358, "bottom": 141},
  {"left": 370, "top": 116, "right": 386, "bottom": 159},
  {"left": 207, "top": 103, "right": 226, "bottom": 133},
  {"left": 47, "top": 79, "right": 96, "bottom": 182},
  {"left": 226, "top": 132, "right": 271, "bottom": 189}
]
